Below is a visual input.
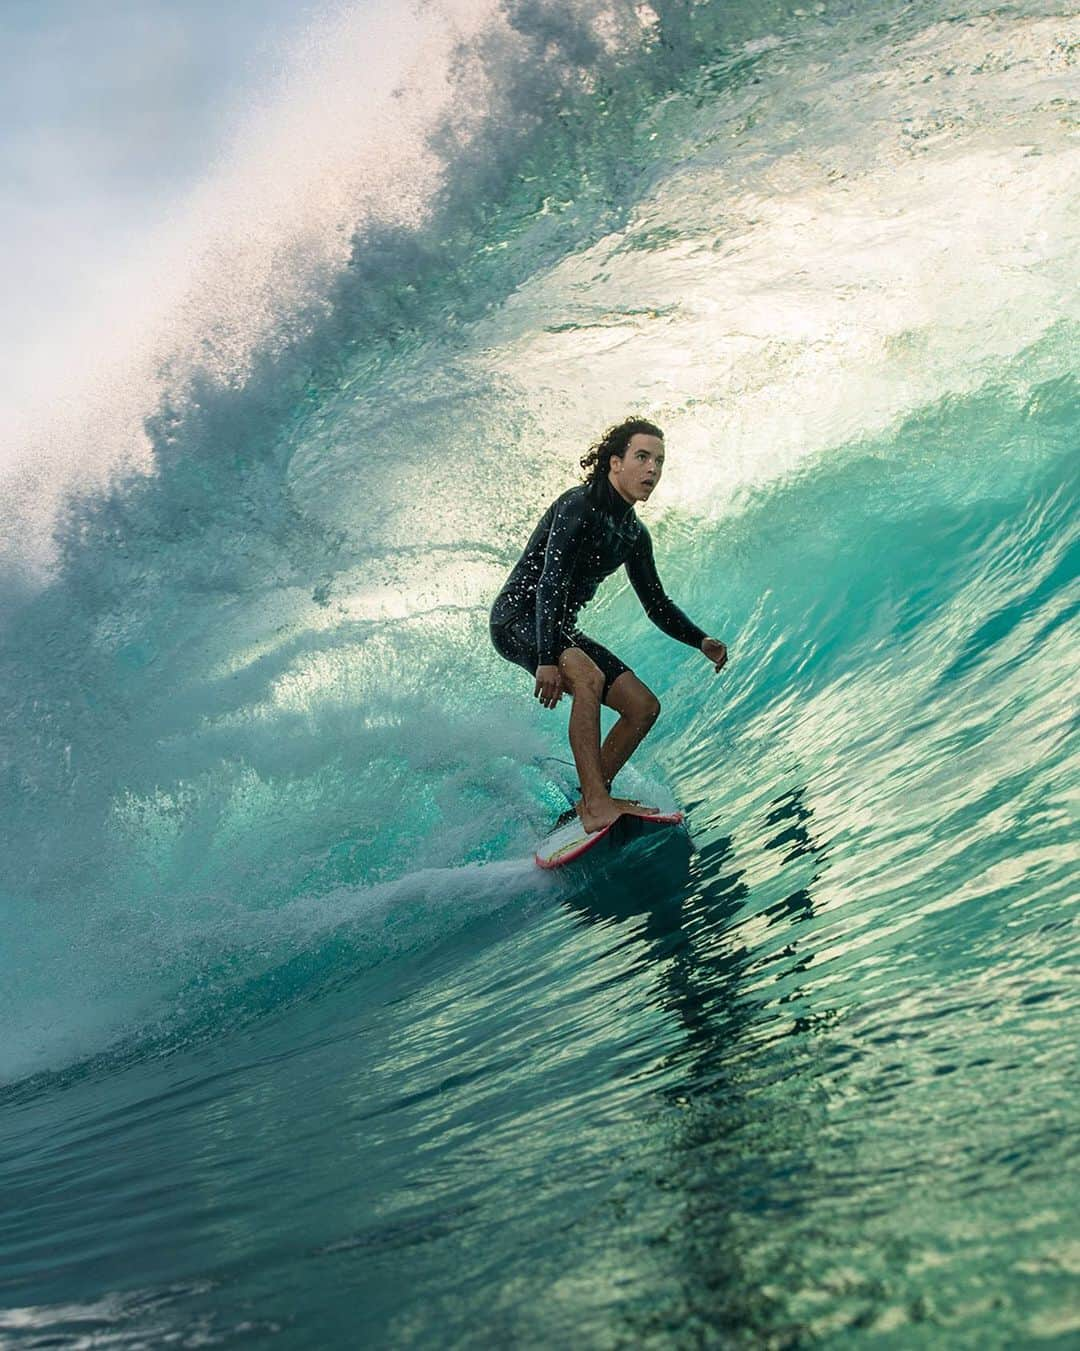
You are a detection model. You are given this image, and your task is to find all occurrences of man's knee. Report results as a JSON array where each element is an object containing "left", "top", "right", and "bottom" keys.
[
  {"left": 627, "top": 687, "right": 660, "bottom": 729},
  {"left": 640, "top": 691, "right": 661, "bottom": 726},
  {"left": 559, "top": 649, "right": 605, "bottom": 699},
  {"left": 606, "top": 672, "right": 660, "bottom": 726}
]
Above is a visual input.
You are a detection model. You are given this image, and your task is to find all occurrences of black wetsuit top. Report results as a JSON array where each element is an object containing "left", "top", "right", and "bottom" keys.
[{"left": 490, "top": 476, "right": 705, "bottom": 665}]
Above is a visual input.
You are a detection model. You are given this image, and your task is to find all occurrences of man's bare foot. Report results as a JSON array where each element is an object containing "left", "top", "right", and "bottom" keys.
[{"left": 576, "top": 795, "right": 660, "bottom": 833}]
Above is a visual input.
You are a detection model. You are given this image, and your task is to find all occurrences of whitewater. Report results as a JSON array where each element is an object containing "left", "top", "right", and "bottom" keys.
[{"left": 1, "top": 0, "right": 1077, "bottom": 1345}]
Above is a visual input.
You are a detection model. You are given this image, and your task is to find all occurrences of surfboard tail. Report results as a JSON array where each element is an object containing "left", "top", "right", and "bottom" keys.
[{"left": 534, "top": 810, "right": 684, "bottom": 869}]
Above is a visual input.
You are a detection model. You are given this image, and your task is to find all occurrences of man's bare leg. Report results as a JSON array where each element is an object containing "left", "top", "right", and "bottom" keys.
[
  {"left": 558, "top": 649, "right": 658, "bottom": 832},
  {"left": 599, "top": 670, "right": 661, "bottom": 788}
]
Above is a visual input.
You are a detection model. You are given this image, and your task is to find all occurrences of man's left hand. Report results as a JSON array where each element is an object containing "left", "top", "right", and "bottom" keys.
[{"left": 701, "top": 637, "right": 727, "bottom": 673}]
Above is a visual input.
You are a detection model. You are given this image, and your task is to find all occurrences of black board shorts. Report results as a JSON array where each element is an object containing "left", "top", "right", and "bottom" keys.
[{"left": 490, "top": 614, "right": 630, "bottom": 701}]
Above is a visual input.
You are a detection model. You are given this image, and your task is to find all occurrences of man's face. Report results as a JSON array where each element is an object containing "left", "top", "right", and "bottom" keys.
[{"left": 609, "top": 433, "right": 665, "bottom": 504}]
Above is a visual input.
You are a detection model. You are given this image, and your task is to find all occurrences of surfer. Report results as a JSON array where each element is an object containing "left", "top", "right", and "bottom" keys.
[{"left": 490, "top": 417, "right": 727, "bottom": 832}]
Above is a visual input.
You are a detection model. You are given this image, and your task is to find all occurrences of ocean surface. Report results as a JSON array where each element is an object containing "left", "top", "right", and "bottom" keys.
[{"left": 2, "top": 1, "right": 1078, "bottom": 1346}]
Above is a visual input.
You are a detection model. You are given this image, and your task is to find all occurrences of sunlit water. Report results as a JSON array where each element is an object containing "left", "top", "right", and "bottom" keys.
[{"left": 2, "top": 0, "right": 1078, "bottom": 1345}]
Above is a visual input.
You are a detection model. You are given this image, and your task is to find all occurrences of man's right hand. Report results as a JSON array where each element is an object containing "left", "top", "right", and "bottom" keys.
[{"left": 534, "top": 664, "right": 564, "bottom": 709}]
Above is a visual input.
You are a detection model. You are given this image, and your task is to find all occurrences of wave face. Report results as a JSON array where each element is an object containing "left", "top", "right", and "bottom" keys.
[{"left": 1, "top": 1, "right": 1077, "bottom": 1344}]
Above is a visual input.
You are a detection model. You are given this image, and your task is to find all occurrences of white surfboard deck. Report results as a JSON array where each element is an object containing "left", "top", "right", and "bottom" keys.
[{"left": 534, "top": 809, "right": 685, "bottom": 870}]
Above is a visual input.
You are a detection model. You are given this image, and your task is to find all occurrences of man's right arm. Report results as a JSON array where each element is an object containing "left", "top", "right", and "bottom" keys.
[{"left": 535, "top": 491, "right": 591, "bottom": 666}]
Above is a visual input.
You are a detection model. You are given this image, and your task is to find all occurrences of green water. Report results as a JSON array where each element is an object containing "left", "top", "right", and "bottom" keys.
[{"left": 2, "top": 0, "right": 1078, "bottom": 1345}]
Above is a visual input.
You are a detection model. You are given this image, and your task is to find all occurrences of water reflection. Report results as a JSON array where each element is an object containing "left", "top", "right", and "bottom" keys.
[
  {"left": 551, "top": 780, "right": 834, "bottom": 1341},
  {"left": 560, "top": 778, "right": 828, "bottom": 994}
]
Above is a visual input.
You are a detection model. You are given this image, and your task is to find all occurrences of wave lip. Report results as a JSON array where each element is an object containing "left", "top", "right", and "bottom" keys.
[{"left": 0, "top": 5, "right": 1077, "bottom": 1340}]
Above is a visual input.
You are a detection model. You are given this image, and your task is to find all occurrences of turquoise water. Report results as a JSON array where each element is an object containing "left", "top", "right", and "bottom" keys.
[{"left": 2, "top": 0, "right": 1078, "bottom": 1345}]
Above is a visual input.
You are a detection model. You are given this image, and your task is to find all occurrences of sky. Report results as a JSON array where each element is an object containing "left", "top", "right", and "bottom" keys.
[{"left": 0, "top": 0, "right": 320, "bottom": 419}]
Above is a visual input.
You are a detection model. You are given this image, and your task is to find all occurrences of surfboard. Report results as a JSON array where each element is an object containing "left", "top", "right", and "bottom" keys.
[{"left": 534, "top": 808, "right": 685, "bottom": 869}]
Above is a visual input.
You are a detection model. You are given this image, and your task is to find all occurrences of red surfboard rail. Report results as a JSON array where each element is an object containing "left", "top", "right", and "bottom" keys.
[{"left": 534, "top": 810, "right": 684, "bottom": 869}]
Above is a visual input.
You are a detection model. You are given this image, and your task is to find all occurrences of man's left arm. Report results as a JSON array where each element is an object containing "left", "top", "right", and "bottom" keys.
[{"left": 626, "top": 529, "right": 728, "bottom": 672}]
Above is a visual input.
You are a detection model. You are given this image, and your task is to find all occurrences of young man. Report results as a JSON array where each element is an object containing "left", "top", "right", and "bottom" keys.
[{"left": 490, "top": 417, "right": 728, "bottom": 832}]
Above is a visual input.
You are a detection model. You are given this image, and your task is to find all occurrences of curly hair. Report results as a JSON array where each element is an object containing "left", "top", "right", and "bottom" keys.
[{"left": 579, "top": 417, "right": 664, "bottom": 486}]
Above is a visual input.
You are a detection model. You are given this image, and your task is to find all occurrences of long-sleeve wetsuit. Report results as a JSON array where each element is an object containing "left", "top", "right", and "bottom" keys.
[{"left": 490, "top": 476, "right": 705, "bottom": 682}]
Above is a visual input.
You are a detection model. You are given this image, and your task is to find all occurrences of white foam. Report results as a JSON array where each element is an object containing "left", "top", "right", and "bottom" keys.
[
  {"left": 0, "top": 0, "right": 495, "bottom": 575},
  {"left": 471, "top": 10, "right": 1080, "bottom": 517}
]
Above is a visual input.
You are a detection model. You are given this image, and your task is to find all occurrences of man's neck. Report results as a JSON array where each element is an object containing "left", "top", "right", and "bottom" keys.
[{"left": 605, "top": 471, "right": 636, "bottom": 509}]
